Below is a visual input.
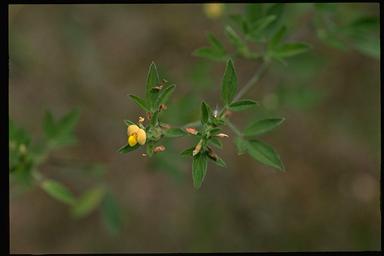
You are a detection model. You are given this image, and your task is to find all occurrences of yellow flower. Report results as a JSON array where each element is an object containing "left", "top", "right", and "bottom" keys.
[
  {"left": 127, "top": 124, "right": 147, "bottom": 147},
  {"left": 203, "top": 3, "right": 224, "bottom": 19}
]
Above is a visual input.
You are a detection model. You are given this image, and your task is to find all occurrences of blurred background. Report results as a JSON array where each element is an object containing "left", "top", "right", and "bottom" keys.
[{"left": 9, "top": 3, "right": 380, "bottom": 253}]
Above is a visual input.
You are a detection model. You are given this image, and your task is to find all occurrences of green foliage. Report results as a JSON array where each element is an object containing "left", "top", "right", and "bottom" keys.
[
  {"left": 221, "top": 59, "right": 238, "bottom": 106},
  {"left": 229, "top": 99, "right": 258, "bottom": 111},
  {"left": 244, "top": 140, "right": 285, "bottom": 171},
  {"left": 101, "top": 191, "right": 123, "bottom": 235},
  {"left": 192, "top": 152, "right": 208, "bottom": 189},
  {"left": 244, "top": 118, "right": 285, "bottom": 136},
  {"left": 314, "top": 4, "right": 379, "bottom": 59},
  {"left": 41, "top": 179, "right": 76, "bottom": 205},
  {"left": 10, "top": 109, "right": 122, "bottom": 234},
  {"left": 71, "top": 186, "right": 106, "bottom": 218},
  {"left": 129, "top": 94, "right": 149, "bottom": 112},
  {"left": 164, "top": 128, "right": 187, "bottom": 138}
]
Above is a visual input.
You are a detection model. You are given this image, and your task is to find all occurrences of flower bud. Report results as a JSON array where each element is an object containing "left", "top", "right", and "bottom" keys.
[
  {"left": 153, "top": 145, "right": 166, "bottom": 153},
  {"left": 185, "top": 127, "right": 198, "bottom": 135},
  {"left": 216, "top": 133, "right": 229, "bottom": 138},
  {"left": 192, "top": 140, "right": 203, "bottom": 156}
]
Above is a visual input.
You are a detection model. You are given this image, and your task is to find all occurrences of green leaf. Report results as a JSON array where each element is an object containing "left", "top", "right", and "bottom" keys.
[
  {"left": 273, "top": 43, "right": 310, "bottom": 58},
  {"left": 146, "top": 62, "right": 160, "bottom": 108},
  {"left": 269, "top": 26, "right": 287, "bottom": 49},
  {"left": 56, "top": 109, "right": 80, "bottom": 138},
  {"left": 248, "top": 15, "right": 276, "bottom": 34},
  {"left": 72, "top": 186, "right": 105, "bottom": 218},
  {"left": 209, "top": 137, "right": 223, "bottom": 149},
  {"left": 207, "top": 33, "right": 225, "bottom": 52},
  {"left": 244, "top": 118, "right": 285, "bottom": 136},
  {"left": 117, "top": 144, "right": 140, "bottom": 153},
  {"left": 229, "top": 99, "right": 258, "bottom": 111},
  {"left": 193, "top": 47, "right": 227, "bottom": 61},
  {"left": 155, "top": 84, "right": 176, "bottom": 108},
  {"left": 192, "top": 152, "right": 208, "bottom": 189},
  {"left": 221, "top": 59, "right": 238, "bottom": 105},
  {"left": 124, "top": 120, "right": 135, "bottom": 126},
  {"left": 101, "top": 191, "right": 122, "bottom": 235},
  {"left": 245, "top": 140, "right": 284, "bottom": 171},
  {"left": 43, "top": 111, "right": 55, "bottom": 138},
  {"left": 181, "top": 147, "right": 194, "bottom": 157},
  {"left": 41, "top": 179, "right": 76, "bottom": 205},
  {"left": 225, "top": 26, "right": 247, "bottom": 52},
  {"left": 151, "top": 111, "right": 159, "bottom": 126},
  {"left": 201, "top": 101, "right": 209, "bottom": 124},
  {"left": 245, "top": 4, "right": 264, "bottom": 24},
  {"left": 164, "top": 128, "right": 187, "bottom": 138},
  {"left": 129, "top": 95, "right": 149, "bottom": 112},
  {"left": 211, "top": 156, "right": 226, "bottom": 168},
  {"left": 235, "top": 137, "right": 248, "bottom": 155},
  {"left": 146, "top": 141, "right": 155, "bottom": 157}
]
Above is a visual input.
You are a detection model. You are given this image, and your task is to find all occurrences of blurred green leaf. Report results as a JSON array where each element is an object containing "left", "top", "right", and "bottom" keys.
[
  {"left": 129, "top": 95, "right": 149, "bottom": 112},
  {"left": 225, "top": 26, "right": 247, "bottom": 52},
  {"left": 221, "top": 59, "right": 238, "bottom": 106},
  {"left": 207, "top": 32, "right": 226, "bottom": 52},
  {"left": 272, "top": 43, "right": 310, "bottom": 58},
  {"left": 245, "top": 140, "right": 284, "bottom": 171},
  {"left": 101, "top": 191, "right": 122, "bottom": 235},
  {"left": 192, "top": 152, "right": 208, "bottom": 189},
  {"left": 269, "top": 26, "right": 287, "bottom": 49},
  {"left": 151, "top": 111, "right": 159, "bottom": 126},
  {"left": 193, "top": 47, "right": 228, "bottom": 61},
  {"left": 164, "top": 128, "right": 187, "bottom": 138},
  {"left": 244, "top": 118, "right": 285, "bottom": 136},
  {"left": 41, "top": 179, "right": 76, "bottom": 205},
  {"left": 229, "top": 99, "right": 258, "bottom": 111},
  {"left": 72, "top": 186, "right": 105, "bottom": 218},
  {"left": 235, "top": 137, "right": 248, "bottom": 155}
]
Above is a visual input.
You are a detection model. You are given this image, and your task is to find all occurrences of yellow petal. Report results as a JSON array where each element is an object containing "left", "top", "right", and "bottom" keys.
[
  {"left": 127, "top": 124, "right": 140, "bottom": 136},
  {"left": 137, "top": 129, "right": 147, "bottom": 145},
  {"left": 128, "top": 135, "right": 137, "bottom": 147}
]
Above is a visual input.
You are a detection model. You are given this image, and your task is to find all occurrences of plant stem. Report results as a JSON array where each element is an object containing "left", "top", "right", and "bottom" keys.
[
  {"left": 233, "top": 60, "right": 269, "bottom": 102},
  {"left": 226, "top": 120, "right": 242, "bottom": 136}
]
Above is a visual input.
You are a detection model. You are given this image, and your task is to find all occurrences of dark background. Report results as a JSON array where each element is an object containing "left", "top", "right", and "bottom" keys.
[{"left": 9, "top": 3, "right": 380, "bottom": 253}]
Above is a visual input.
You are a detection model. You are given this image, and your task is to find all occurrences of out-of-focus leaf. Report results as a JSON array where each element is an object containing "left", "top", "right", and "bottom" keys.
[
  {"left": 229, "top": 99, "right": 258, "bottom": 111},
  {"left": 151, "top": 111, "right": 159, "bottom": 126},
  {"left": 225, "top": 26, "right": 247, "bottom": 52},
  {"left": 269, "top": 26, "right": 287, "bottom": 49},
  {"left": 192, "top": 152, "right": 208, "bottom": 189},
  {"left": 272, "top": 43, "right": 310, "bottom": 58},
  {"left": 41, "top": 179, "right": 76, "bottom": 205},
  {"left": 221, "top": 59, "right": 238, "bottom": 106},
  {"left": 193, "top": 47, "right": 228, "bottom": 61},
  {"left": 101, "top": 191, "right": 122, "bottom": 235},
  {"left": 72, "top": 186, "right": 106, "bottom": 218},
  {"left": 244, "top": 118, "right": 285, "bottom": 136},
  {"left": 245, "top": 140, "right": 285, "bottom": 171},
  {"left": 235, "top": 137, "right": 248, "bottom": 155},
  {"left": 164, "top": 128, "right": 187, "bottom": 138},
  {"left": 207, "top": 33, "right": 226, "bottom": 52}
]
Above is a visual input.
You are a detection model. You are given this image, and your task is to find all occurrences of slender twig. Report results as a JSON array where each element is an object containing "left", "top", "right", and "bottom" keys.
[
  {"left": 233, "top": 61, "right": 269, "bottom": 102},
  {"left": 226, "top": 120, "right": 242, "bottom": 137}
]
